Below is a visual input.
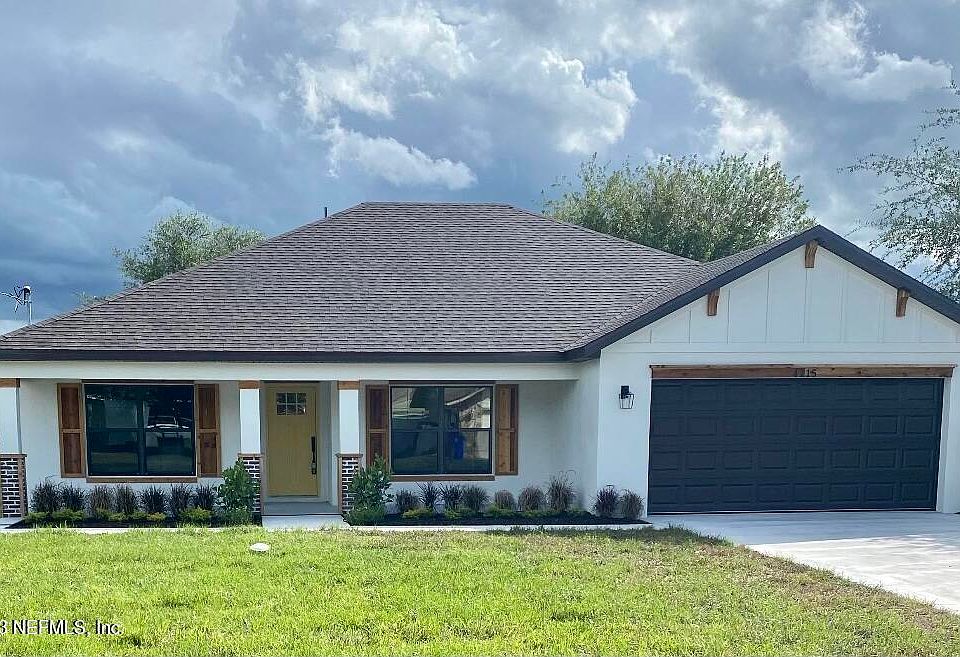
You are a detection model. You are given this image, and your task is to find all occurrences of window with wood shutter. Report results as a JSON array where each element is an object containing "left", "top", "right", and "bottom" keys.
[
  {"left": 495, "top": 384, "right": 519, "bottom": 475},
  {"left": 365, "top": 385, "right": 389, "bottom": 465},
  {"left": 57, "top": 383, "right": 85, "bottom": 477},
  {"left": 196, "top": 384, "right": 220, "bottom": 476}
]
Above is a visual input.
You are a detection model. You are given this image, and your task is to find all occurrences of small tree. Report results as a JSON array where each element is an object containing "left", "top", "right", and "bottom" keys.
[
  {"left": 217, "top": 460, "right": 260, "bottom": 525},
  {"left": 344, "top": 457, "right": 392, "bottom": 525},
  {"left": 115, "top": 210, "right": 264, "bottom": 287}
]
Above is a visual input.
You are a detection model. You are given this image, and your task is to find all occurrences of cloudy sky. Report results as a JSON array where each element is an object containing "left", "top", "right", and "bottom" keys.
[{"left": 0, "top": 0, "right": 956, "bottom": 322}]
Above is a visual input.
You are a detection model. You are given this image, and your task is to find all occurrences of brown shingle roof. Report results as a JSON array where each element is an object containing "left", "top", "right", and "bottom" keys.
[
  {"left": 0, "top": 202, "right": 697, "bottom": 360},
  {"left": 4, "top": 206, "right": 954, "bottom": 362}
]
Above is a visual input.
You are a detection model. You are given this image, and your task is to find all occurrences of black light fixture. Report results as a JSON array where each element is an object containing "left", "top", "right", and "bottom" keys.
[{"left": 619, "top": 385, "right": 635, "bottom": 410}]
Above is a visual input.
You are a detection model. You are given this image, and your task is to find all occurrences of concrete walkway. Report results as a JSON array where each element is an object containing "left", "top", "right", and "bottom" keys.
[{"left": 653, "top": 511, "right": 960, "bottom": 613}]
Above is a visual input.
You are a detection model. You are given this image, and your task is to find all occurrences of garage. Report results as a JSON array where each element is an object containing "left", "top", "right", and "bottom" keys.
[{"left": 648, "top": 376, "right": 944, "bottom": 513}]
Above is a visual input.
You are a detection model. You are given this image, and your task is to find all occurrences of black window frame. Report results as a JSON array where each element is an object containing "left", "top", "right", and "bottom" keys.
[
  {"left": 388, "top": 384, "right": 494, "bottom": 476},
  {"left": 84, "top": 383, "right": 197, "bottom": 478}
]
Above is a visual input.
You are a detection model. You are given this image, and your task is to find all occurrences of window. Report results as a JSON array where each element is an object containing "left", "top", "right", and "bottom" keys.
[
  {"left": 390, "top": 385, "right": 492, "bottom": 475},
  {"left": 276, "top": 392, "right": 307, "bottom": 415},
  {"left": 84, "top": 384, "right": 195, "bottom": 477}
]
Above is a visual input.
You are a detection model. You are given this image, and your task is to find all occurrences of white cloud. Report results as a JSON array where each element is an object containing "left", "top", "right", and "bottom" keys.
[
  {"left": 699, "top": 81, "right": 793, "bottom": 160},
  {"left": 800, "top": 1, "right": 951, "bottom": 101},
  {"left": 297, "top": 61, "right": 393, "bottom": 120},
  {"left": 323, "top": 122, "right": 477, "bottom": 190}
]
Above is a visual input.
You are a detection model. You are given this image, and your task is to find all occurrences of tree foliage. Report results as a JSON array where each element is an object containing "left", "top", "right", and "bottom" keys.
[
  {"left": 849, "top": 83, "right": 960, "bottom": 300},
  {"left": 115, "top": 210, "right": 264, "bottom": 287},
  {"left": 544, "top": 152, "right": 815, "bottom": 262}
]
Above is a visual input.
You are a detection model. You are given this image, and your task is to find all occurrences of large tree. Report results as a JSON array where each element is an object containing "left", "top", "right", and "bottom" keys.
[
  {"left": 115, "top": 210, "right": 264, "bottom": 287},
  {"left": 849, "top": 83, "right": 960, "bottom": 300},
  {"left": 544, "top": 152, "right": 815, "bottom": 262}
]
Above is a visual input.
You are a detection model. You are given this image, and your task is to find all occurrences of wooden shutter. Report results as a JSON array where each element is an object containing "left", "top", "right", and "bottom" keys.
[
  {"left": 495, "top": 384, "right": 519, "bottom": 475},
  {"left": 57, "top": 383, "right": 85, "bottom": 477},
  {"left": 365, "top": 385, "right": 389, "bottom": 466},
  {"left": 196, "top": 384, "right": 220, "bottom": 476}
]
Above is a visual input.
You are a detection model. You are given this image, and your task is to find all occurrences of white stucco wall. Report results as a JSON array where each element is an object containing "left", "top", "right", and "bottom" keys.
[{"left": 594, "top": 245, "right": 960, "bottom": 514}]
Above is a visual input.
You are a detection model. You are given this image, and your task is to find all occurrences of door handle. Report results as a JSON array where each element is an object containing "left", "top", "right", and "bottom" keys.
[{"left": 310, "top": 435, "right": 317, "bottom": 475}]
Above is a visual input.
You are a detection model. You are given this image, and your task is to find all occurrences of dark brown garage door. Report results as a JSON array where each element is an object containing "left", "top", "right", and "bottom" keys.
[{"left": 648, "top": 378, "right": 943, "bottom": 513}]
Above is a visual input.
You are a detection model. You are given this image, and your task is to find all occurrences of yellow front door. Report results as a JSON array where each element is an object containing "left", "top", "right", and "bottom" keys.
[{"left": 265, "top": 385, "right": 318, "bottom": 496}]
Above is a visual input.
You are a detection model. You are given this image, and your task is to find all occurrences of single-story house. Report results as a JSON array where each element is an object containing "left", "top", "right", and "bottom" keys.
[{"left": 1, "top": 202, "right": 959, "bottom": 518}]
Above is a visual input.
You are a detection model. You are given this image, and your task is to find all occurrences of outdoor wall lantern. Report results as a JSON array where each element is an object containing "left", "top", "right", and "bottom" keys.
[{"left": 618, "top": 385, "right": 635, "bottom": 410}]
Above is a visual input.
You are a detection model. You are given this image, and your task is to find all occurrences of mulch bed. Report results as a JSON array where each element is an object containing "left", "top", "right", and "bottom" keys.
[
  {"left": 357, "top": 513, "right": 649, "bottom": 527},
  {"left": 7, "top": 516, "right": 262, "bottom": 529}
]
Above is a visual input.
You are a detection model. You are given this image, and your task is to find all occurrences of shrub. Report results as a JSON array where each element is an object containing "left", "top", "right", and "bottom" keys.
[
  {"left": 88, "top": 485, "right": 114, "bottom": 517},
  {"left": 344, "top": 506, "right": 385, "bottom": 526},
  {"left": 461, "top": 485, "right": 490, "bottom": 513},
  {"left": 23, "top": 511, "right": 49, "bottom": 525},
  {"left": 418, "top": 482, "right": 440, "bottom": 511},
  {"left": 169, "top": 483, "right": 193, "bottom": 518},
  {"left": 443, "top": 507, "right": 476, "bottom": 521},
  {"left": 439, "top": 484, "right": 463, "bottom": 510},
  {"left": 394, "top": 489, "right": 419, "bottom": 514},
  {"left": 493, "top": 489, "right": 516, "bottom": 510},
  {"left": 115, "top": 484, "right": 138, "bottom": 515},
  {"left": 30, "top": 480, "right": 60, "bottom": 514},
  {"left": 146, "top": 512, "right": 166, "bottom": 523},
  {"left": 346, "top": 456, "right": 392, "bottom": 518},
  {"left": 181, "top": 507, "right": 212, "bottom": 525},
  {"left": 521, "top": 509, "right": 555, "bottom": 519},
  {"left": 518, "top": 486, "right": 546, "bottom": 511},
  {"left": 51, "top": 509, "right": 84, "bottom": 524},
  {"left": 401, "top": 507, "right": 435, "bottom": 520},
  {"left": 107, "top": 512, "right": 127, "bottom": 523},
  {"left": 93, "top": 507, "right": 112, "bottom": 521},
  {"left": 218, "top": 459, "right": 260, "bottom": 524},
  {"left": 130, "top": 510, "right": 149, "bottom": 522},
  {"left": 485, "top": 506, "right": 518, "bottom": 519},
  {"left": 594, "top": 486, "right": 620, "bottom": 517},
  {"left": 547, "top": 472, "right": 576, "bottom": 513},
  {"left": 193, "top": 484, "right": 217, "bottom": 511},
  {"left": 140, "top": 485, "right": 168, "bottom": 515},
  {"left": 60, "top": 484, "right": 87, "bottom": 512},
  {"left": 619, "top": 490, "right": 644, "bottom": 520}
]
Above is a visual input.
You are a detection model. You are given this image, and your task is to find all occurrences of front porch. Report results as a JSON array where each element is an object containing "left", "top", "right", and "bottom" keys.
[{"left": 0, "top": 367, "right": 593, "bottom": 519}]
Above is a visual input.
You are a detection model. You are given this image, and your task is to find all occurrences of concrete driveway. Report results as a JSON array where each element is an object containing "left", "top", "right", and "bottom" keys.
[{"left": 652, "top": 511, "right": 960, "bottom": 613}]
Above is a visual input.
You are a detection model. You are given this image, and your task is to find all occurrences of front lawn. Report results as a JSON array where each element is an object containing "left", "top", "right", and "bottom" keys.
[{"left": 0, "top": 528, "right": 957, "bottom": 655}]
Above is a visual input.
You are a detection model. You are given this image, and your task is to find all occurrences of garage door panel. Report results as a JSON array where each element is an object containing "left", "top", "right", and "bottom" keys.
[{"left": 649, "top": 378, "right": 942, "bottom": 512}]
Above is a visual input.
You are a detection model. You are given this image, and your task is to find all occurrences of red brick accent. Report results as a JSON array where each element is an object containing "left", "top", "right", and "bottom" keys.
[
  {"left": 238, "top": 453, "right": 263, "bottom": 514},
  {"left": 0, "top": 454, "right": 27, "bottom": 517},
  {"left": 337, "top": 453, "right": 362, "bottom": 513}
]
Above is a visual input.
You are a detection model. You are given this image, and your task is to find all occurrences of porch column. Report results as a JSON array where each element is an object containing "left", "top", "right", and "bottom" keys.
[
  {"left": 237, "top": 380, "right": 263, "bottom": 514},
  {"left": 0, "top": 378, "right": 26, "bottom": 518},
  {"left": 336, "top": 381, "right": 362, "bottom": 511}
]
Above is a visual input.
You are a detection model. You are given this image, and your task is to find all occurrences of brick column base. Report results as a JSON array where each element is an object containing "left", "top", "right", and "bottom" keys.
[
  {"left": 237, "top": 453, "right": 263, "bottom": 515},
  {"left": 0, "top": 454, "right": 27, "bottom": 518},
  {"left": 337, "top": 453, "right": 361, "bottom": 513}
]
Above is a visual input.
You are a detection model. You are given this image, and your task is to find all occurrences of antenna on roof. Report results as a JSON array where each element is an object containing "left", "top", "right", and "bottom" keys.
[
  {"left": 1, "top": 284, "right": 33, "bottom": 324},
  {"left": 324, "top": 206, "right": 328, "bottom": 218}
]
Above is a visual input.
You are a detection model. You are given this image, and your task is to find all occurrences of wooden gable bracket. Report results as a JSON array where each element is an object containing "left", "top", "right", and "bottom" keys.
[
  {"left": 896, "top": 288, "right": 910, "bottom": 318},
  {"left": 804, "top": 240, "right": 819, "bottom": 268},
  {"left": 706, "top": 289, "right": 720, "bottom": 316}
]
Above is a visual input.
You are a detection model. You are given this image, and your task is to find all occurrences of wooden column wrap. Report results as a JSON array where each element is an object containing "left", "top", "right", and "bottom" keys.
[
  {"left": 0, "top": 378, "right": 19, "bottom": 388},
  {"left": 338, "top": 381, "right": 360, "bottom": 391},
  {"left": 238, "top": 381, "right": 261, "bottom": 390}
]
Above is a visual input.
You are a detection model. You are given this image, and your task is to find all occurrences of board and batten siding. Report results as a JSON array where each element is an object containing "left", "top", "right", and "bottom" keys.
[
  {"left": 594, "top": 244, "right": 960, "bottom": 515},
  {"left": 625, "top": 248, "right": 960, "bottom": 347}
]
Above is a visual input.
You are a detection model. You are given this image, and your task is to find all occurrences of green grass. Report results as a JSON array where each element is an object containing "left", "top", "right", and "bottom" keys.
[{"left": 0, "top": 527, "right": 958, "bottom": 655}]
